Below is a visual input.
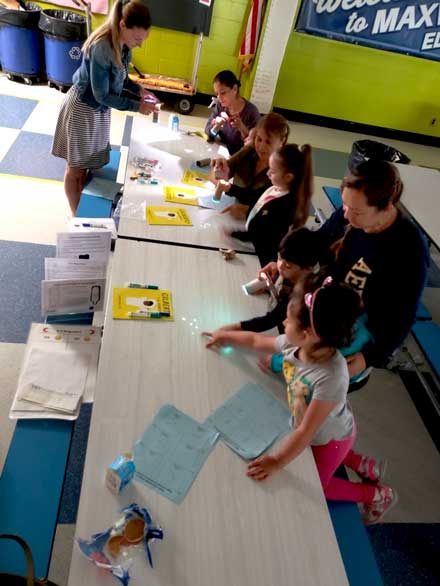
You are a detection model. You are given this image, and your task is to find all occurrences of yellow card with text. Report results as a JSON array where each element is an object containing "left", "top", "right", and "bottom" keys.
[
  {"left": 164, "top": 186, "right": 199, "bottom": 206},
  {"left": 181, "top": 169, "right": 212, "bottom": 188},
  {"left": 112, "top": 287, "right": 174, "bottom": 320},
  {"left": 146, "top": 205, "right": 193, "bottom": 226}
]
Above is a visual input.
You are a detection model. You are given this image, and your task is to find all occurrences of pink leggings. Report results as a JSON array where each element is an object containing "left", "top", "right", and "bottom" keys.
[{"left": 311, "top": 430, "right": 376, "bottom": 504}]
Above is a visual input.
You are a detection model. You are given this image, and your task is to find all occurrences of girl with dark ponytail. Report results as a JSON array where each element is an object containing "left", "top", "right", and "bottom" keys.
[{"left": 229, "top": 143, "right": 314, "bottom": 266}]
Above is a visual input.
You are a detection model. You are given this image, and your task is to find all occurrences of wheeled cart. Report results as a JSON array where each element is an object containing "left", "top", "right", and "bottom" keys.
[{"left": 129, "top": 32, "right": 204, "bottom": 114}]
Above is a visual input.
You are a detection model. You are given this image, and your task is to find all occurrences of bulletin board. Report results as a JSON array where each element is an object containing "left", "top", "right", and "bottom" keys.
[{"left": 148, "top": 0, "right": 215, "bottom": 36}]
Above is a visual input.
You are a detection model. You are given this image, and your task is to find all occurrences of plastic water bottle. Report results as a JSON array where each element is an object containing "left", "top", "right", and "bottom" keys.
[{"left": 171, "top": 114, "right": 179, "bottom": 132}]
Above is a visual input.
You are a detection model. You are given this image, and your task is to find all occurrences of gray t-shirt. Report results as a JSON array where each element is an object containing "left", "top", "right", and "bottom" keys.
[{"left": 276, "top": 335, "right": 354, "bottom": 446}]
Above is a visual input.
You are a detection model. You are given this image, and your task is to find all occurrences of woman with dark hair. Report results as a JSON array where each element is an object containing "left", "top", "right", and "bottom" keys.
[
  {"left": 52, "top": 0, "right": 157, "bottom": 214},
  {"left": 205, "top": 69, "right": 260, "bottom": 154},
  {"left": 261, "top": 158, "right": 429, "bottom": 385}
]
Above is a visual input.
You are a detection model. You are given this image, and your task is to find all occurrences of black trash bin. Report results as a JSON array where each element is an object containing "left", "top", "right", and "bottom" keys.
[
  {"left": 349, "top": 139, "right": 411, "bottom": 172},
  {"left": 0, "top": 1, "right": 43, "bottom": 83},
  {"left": 39, "top": 9, "right": 87, "bottom": 91}
]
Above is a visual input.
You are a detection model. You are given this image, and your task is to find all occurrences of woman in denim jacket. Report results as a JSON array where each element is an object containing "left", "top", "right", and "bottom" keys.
[{"left": 52, "top": 0, "right": 157, "bottom": 214}]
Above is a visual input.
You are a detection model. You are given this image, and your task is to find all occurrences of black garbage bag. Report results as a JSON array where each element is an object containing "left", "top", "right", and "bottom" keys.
[
  {"left": 0, "top": 2, "right": 40, "bottom": 28},
  {"left": 349, "top": 139, "right": 411, "bottom": 172},
  {"left": 39, "top": 9, "right": 86, "bottom": 40}
]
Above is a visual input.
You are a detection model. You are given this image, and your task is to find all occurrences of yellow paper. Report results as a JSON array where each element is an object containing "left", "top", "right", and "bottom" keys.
[
  {"left": 181, "top": 169, "right": 211, "bottom": 188},
  {"left": 112, "top": 288, "right": 174, "bottom": 320},
  {"left": 164, "top": 186, "right": 199, "bottom": 206},
  {"left": 146, "top": 206, "right": 193, "bottom": 226}
]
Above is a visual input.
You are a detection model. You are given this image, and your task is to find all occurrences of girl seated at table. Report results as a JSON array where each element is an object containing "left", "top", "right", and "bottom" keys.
[
  {"left": 203, "top": 273, "right": 397, "bottom": 524},
  {"left": 227, "top": 143, "right": 313, "bottom": 266},
  {"left": 210, "top": 113, "right": 290, "bottom": 220},
  {"left": 205, "top": 70, "right": 260, "bottom": 155},
  {"left": 212, "top": 227, "right": 320, "bottom": 339}
]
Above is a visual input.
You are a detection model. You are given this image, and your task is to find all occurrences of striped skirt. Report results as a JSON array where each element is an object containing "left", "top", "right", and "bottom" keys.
[{"left": 52, "top": 86, "right": 111, "bottom": 169}]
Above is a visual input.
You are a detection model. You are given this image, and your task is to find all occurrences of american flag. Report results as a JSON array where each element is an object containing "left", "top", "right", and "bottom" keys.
[{"left": 239, "top": 0, "right": 265, "bottom": 71}]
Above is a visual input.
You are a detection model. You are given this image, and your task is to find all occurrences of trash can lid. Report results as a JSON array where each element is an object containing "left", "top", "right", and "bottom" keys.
[
  {"left": 0, "top": 1, "right": 41, "bottom": 28},
  {"left": 39, "top": 9, "right": 87, "bottom": 40}
]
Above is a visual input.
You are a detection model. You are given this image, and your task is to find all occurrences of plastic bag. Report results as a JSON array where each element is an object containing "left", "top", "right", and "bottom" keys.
[
  {"left": 77, "top": 503, "right": 164, "bottom": 586},
  {"left": 348, "top": 139, "right": 410, "bottom": 172}
]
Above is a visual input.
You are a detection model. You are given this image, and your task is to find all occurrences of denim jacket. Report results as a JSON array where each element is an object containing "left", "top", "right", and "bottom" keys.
[{"left": 73, "top": 38, "right": 141, "bottom": 113}]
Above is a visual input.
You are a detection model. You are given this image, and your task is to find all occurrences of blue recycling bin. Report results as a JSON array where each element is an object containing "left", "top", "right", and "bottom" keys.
[
  {"left": 0, "top": 2, "right": 43, "bottom": 82},
  {"left": 39, "top": 9, "right": 86, "bottom": 90}
]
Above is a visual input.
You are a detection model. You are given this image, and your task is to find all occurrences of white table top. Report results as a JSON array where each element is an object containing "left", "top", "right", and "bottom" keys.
[
  {"left": 117, "top": 117, "right": 255, "bottom": 253},
  {"left": 396, "top": 163, "right": 440, "bottom": 249},
  {"left": 68, "top": 240, "right": 348, "bottom": 586}
]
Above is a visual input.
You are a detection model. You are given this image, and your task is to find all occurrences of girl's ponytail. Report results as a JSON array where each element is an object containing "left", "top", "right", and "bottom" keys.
[{"left": 293, "top": 144, "right": 313, "bottom": 228}]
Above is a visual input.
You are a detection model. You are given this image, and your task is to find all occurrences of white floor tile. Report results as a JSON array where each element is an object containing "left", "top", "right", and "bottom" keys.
[
  {"left": 0, "top": 176, "right": 70, "bottom": 245},
  {"left": 0, "top": 127, "right": 20, "bottom": 162},
  {"left": 22, "top": 100, "right": 61, "bottom": 136}
]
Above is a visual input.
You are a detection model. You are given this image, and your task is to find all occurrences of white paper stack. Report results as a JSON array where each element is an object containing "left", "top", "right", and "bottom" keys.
[
  {"left": 10, "top": 323, "right": 102, "bottom": 420},
  {"left": 41, "top": 231, "right": 112, "bottom": 317}
]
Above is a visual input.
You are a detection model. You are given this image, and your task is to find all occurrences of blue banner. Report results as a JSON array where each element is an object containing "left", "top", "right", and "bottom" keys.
[{"left": 296, "top": 1, "right": 440, "bottom": 62}]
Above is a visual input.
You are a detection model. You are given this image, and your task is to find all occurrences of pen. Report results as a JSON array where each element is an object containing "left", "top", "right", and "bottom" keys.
[
  {"left": 127, "top": 283, "right": 159, "bottom": 289},
  {"left": 75, "top": 223, "right": 110, "bottom": 229},
  {"left": 128, "top": 311, "right": 170, "bottom": 318}
]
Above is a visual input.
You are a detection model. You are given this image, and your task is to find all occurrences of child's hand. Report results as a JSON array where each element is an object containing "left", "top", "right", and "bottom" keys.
[
  {"left": 257, "top": 353, "right": 272, "bottom": 373},
  {"left": 247, "top": 455, "right": 281, "bottom": 481},
  {"left": 202, "top": 330, "right": 231, "bottom": 349},
  {"left": 221, "top": 203, "right": 249, "bottom": 220},
  {"left": 258, "top": 261, "right": 278, "bottom": 282}
]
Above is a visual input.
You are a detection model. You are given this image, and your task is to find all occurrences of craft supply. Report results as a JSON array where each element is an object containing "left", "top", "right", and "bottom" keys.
[
  {"left": 212, "top": 181, "right": 225, "bottom": 203},
  {"left": 127, "top": 283, "right": 159, "bottom": 290},
  {"left": 152, "top": 103, "right": 161, "bottom": 123},
  {"left": 106, "top": 452, "right": 136, "bottom": 494},
  {"left": 219, "top": 248, "right": 236, "bottom": 261},
  {"left": 214, "top": 159, "right": 222, "bottom": 181},
  {"left": 242, "top": 276, "right": 267, "bottom": 295},
  {"left": 196, "top": 158, "right": 211, "bottom": 167},
  {"left": 128, "top": 311, "right": 170, "bottom": 318}
]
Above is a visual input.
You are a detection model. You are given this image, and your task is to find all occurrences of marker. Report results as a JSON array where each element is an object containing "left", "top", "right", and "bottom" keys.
[
  {"left": 127, "top": 283, "right": 159, "bottom": 289},
  {"left": 128, "top": 311, "right": 170, "bottom": 318},
  {"left": 75, "top": 223, "right": 109, "bottom": 229}
]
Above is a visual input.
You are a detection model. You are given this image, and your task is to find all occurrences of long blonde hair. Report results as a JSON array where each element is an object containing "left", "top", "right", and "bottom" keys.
[{"left": 82, "top": 0, "right": 152, "bottom": 68}]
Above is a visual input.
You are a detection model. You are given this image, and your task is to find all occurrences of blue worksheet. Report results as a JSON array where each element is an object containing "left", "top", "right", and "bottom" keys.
[
  {"left": 133, "top": 405, "right": 219, "bottom": 504},
  {"left": 205, "top": 383, "right": 291, "bottom": 460},
  {"left": 198, "top": 193, "right": 236, "bottom": 212}
]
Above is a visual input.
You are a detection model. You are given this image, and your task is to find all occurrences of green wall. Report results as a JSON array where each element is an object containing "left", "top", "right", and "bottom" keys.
[
  {"left": 131, "top": 0, "right": 252, "bottom": 96},
  {"left": 37, "top": 1, "right": 440, "bottom": 138},
  {"left": 274, "top": 30, "right": 440, "bottom": 138},
  {"left": 37, "top": 0, "right": 253, "bottom": 97}
]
